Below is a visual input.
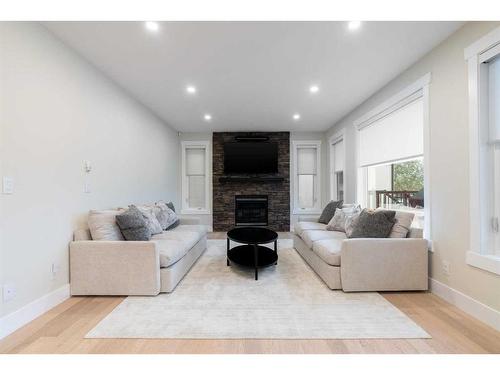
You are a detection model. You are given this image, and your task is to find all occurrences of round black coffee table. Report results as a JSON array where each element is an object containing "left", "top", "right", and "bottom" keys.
[{"left": 227, "top": 227, "right": 278, "bottom": 280}]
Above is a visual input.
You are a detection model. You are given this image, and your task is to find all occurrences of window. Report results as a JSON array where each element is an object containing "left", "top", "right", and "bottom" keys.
[
  {"left": 465, "top": 27, "right": 500, "bottom": 274},
  {"left": 354, "top": 74, "right": 431, "bottom": 238},
  {"left": 330, "top": 133, "right": 344, "bottom": 201},
  {"left": 181, "top": 141, "right": 210, "bottom": 214},
  {"left": 293, "top": 141, "right": 321, "bottom": 214}
]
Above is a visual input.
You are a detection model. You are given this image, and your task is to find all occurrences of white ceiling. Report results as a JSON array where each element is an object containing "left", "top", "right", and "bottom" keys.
[{"left": 44, "top": 21, "right": 463, "bottom": 132}]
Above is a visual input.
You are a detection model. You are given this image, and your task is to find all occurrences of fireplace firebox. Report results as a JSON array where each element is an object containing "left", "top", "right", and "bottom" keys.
[{"left": 235, "top": 195, "right": 268, "bottom": 226}]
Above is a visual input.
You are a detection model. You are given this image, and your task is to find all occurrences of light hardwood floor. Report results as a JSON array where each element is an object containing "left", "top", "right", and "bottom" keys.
[{"left": 1, "top": 232, "right": 499, "bottom": 354}]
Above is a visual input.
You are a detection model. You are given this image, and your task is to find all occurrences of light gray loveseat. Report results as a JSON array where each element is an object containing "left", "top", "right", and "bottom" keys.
[
  {"left": 293, "top": 215, "right": 428, "bottom": 292},
  {"left": 70, "top": 217, "right": 207, "bottom": 295}
]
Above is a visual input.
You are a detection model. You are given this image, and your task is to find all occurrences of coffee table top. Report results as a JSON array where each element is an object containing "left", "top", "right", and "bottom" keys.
[{"left": 227, "top": 227, "right": 278, "bottom": 245}]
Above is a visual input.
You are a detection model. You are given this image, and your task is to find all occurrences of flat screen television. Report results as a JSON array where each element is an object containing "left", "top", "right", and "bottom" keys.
[{"left": 224, "top": 142, "right": 278, "bottom": 174}]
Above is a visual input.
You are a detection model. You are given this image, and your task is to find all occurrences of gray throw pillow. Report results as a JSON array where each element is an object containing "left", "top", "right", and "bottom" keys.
[
  {"left": 318, "top": 200, "right": 343, "bottom": 224},
  {"left": 156, "top": 201, "right": 179, "bottom": 230},
  {"left": 116, "top": 206, "right": 152, "bottom": 241},
  {"left": 347, "top": 209, "right": 396, "bottom": 239},
  {"left": 326, "top": 205, "right": 361, "bottom": 232}
]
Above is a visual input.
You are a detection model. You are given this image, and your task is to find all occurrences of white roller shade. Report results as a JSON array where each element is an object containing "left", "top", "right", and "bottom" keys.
[
  {"left": 358, "top": 97, "right": 424, "bottom": 167},
  {"left": 489, "top": 55, "right": 500, "bottom": 142},
  {"left": 297, "top": 147, "right": 317, "bottom": 174},
  {"left": 333, "top": 140, "right": 344, "bottom": 172},
  {"left": 186, "top": 148, "right": 205, "bottom": 175}
]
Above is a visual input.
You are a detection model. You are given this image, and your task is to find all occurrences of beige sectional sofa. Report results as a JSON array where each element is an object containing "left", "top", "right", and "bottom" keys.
[
  {"left": 293, "top": 216, "right": 428, "bottom": 291},
  {"left": 70, "top": 217, "right": 207, "bottom": 295}
]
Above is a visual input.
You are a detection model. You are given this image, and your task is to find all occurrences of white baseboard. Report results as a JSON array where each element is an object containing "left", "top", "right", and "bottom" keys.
[
  {"left": 429, "top": 278, "right": 500, "bottom": 332},
  {"left": 0, "top": 284, "right": 70, "bottom": 339}
]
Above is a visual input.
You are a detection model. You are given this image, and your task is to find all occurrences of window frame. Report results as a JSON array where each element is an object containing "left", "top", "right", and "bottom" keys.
[
  {"left": 180, "top": 140, "right": 211, "bottom": 215},
  {"left": 465, "top": 26, "right": 500, "bottom": 275},
  {"left": 329, "top": 129, "right": 346, "bottom": 202},
  {"left": 292, "top": 140, "right": 322, "bottom": 215},
  {"left": 353, "top": 73, "right": 432, "bottom": 243}
]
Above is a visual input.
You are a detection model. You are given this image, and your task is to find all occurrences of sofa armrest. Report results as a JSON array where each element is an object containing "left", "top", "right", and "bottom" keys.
[
  {"left": 178, "top": 216, "right": 202, "bottom": 225},
  {"left": 69, "top": 240, "right": 160, "bottom": 296},
  {"left": 298, "top": 215, "right": 320, "bottom": 223},
  {"left": 340, "top": 238, "right": 428, "bottom": 292}
]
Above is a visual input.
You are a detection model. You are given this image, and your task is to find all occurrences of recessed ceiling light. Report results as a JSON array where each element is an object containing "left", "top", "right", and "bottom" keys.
[
  {"left": 186, "top": 85, "right": 197, "bottom": 94},
  {"left": 145, "top": 21, "right": 159, "bottom": 32},
  {"left": 348, "top": 21, "right": 362, "bottom": 31},
  {"left": 204, "top": 114, "right": 212, "bottom": 121},
  {"left": 309, "top": 85, "right": 319, "bottom": 94},
  {"left": 293, "top": 113, "right": 301, "bottom": 121}
]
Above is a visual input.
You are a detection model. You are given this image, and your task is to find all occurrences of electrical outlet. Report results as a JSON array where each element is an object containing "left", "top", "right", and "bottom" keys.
[
  {"left": 442, "top": 260, "right": 451, "bottom": 276},
  {"left": 51, "top": 262, "right": 60, "bottom": 280},
  {"left": 2, "top": 284, "right": 16, "bottom": 302}
]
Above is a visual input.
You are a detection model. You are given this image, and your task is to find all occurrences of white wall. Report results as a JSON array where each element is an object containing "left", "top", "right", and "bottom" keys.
[
  {"left": 325, "top": 21, "right": 500, "bottom": 313},
  {"left": 0, "top": 22, "right": 179, "bottom": 318}
]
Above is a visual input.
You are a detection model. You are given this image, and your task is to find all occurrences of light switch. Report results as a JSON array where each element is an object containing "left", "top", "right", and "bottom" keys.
[{"left": 2, "top": 176, "right": 14, "bottom": 194}]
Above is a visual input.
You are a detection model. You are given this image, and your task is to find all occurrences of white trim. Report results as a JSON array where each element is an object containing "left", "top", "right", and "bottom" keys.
[
  {"left": 466, "top": 251, "right": 500, "bottom": 275},
  {"left": 466, "top": 30, "right": 500, "bottom": 272},
  {"left": 464, "top": 26, "right": 500, "bottom": 60},
  {"left": 429, "top": 278, "right": 500, "bottom": 332},
  {"left": 180, "top": 140, "right": 211, "bottom": 215},
  {"left": 354, "top": 73, "right": 431, "bottom": 130},
  {"left": 329, "top": 129, "right": 346, "bottom": 202},
  {"left": 354, "top": 74, "right": 432, "bottom": 241},
  {"left": 292, "top": 140, "right": 322, "bottom": 215},
  {"left": 0, "top": 284, "right": 70, "bottom": 339}
]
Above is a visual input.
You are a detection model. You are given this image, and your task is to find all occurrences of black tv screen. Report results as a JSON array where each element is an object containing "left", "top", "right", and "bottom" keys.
[{"left": 224, "top": 142, "right": 278, "bottom": 174}]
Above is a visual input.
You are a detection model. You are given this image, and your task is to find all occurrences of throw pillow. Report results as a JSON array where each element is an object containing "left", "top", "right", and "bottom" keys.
[
  {"left": 318, "top": 200, "right": 343, "bottom": 224},
  {"left": 326, "top": 205, "right": 361, "bottom": 232},
  {"left": 157, "top": 200, "right": 176, "bottom": 212},
  {"left": 88, "top": 209, "right": 124, "bottom": 241},
  {"left": 376, "top": 208, "right": 415, "bottom": 238},
  {"left": 116, "top": 206, "right": 152, "bottom": 241},
  {"left": 347, "top": 209, "right": 396, "bottom": 239},
  {"left": 136, "top": 205, "right": 163, "bottom": 235},
  {"left": 156, "top": 201, "right": 179, "bottom": 230}
]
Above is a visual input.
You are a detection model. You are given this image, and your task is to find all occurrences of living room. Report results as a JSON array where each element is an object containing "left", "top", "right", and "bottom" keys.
[{"left": 1, "top": 1, "right": 500, "bottom": 371}]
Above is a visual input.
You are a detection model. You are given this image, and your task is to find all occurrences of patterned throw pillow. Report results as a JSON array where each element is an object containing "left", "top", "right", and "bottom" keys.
[
  {"left": 116, "top": 206, "right": 152, "bottom": 241},
  {"left": 326, "top": 205, "right": 361, "bottom": 232},
  {"left": 318, "top": 200, "right": 343, "bottom": 224},
  {"left": 136, "top": 205, "right": 163, "bottom": 235},
  {"left": 155, "top": 201, "right": 179, "bottom": 230},
  {"left": 347, "top": 209, "right": 396, "bottom": 239}
]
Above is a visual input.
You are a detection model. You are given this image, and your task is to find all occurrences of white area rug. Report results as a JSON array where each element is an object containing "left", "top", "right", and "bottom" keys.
[{"left": 86, "top": 239, "right": 430, "bottom": 339}]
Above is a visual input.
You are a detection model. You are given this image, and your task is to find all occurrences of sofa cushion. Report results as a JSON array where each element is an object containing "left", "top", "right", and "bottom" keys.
[
  {"left": 312, "top": 239, "right": 342, "bottom": 266},
  {"left": 318, "top": 200, "right": 343, "bottom": 224},
  {"left": 88, "top": 209, "right": 124, "bottom": 241},
  {"left": 151, "top": 225, "right": 207, "bottom": 245},
  {"left": 294, "top": 221, "right": 327, "bottom": 236},
  {"left": 301, "top": 229, "right": 347, "bottom": 248},
  {"left": 154, "top": 239, "right": 191, "bottom": 268},
  {"left": 347, "top": 209, "right": 396, "bottom": 238}
]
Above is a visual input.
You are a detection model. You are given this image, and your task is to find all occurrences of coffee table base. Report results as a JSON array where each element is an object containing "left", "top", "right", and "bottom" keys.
[{"left": 227, "top": 244, "right": 278, "bottom": 280}]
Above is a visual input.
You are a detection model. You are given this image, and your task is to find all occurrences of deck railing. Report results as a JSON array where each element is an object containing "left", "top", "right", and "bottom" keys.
[{"left": 375, "top": 190, "right": 420, "bottom": 208}]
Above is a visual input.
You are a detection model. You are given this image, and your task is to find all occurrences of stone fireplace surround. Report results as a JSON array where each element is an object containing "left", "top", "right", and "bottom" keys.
[{"left": 212, "top": 132, "right": 290, "bottom": 232}]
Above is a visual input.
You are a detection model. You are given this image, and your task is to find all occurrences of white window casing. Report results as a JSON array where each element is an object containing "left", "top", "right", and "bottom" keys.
[
  {"left": 292, "top": 140, "right": 322, "bottom": 214},
  {"left": 181, "top": 140, "right": 211, "bottom": 214},
  {"left": 465, "top": 26, "right": 500, "bottom": 275},
  {"left": 354, "top": 73, "right": 432, "bottom": 243}
]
